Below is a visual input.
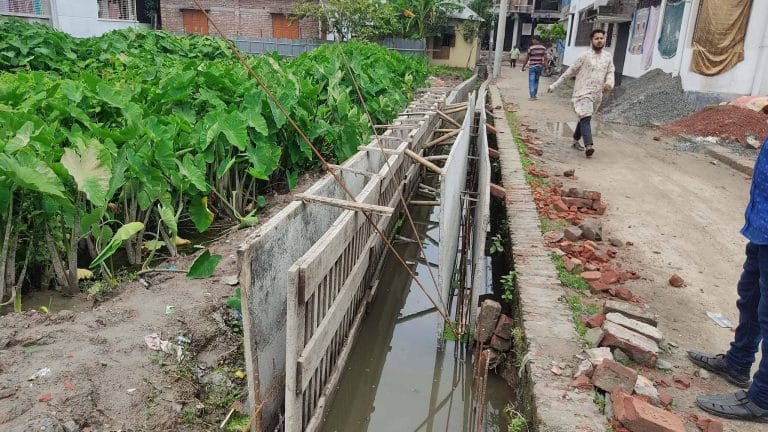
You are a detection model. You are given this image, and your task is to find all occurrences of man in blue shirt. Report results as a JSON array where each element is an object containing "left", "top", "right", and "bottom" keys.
[{"left": 688, "top": 138, "right": 768, "bottom": 422}]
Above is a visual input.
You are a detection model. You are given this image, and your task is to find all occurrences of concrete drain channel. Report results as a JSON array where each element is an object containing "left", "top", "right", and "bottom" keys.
[{"left": 237, "top": 76, "right": 523, "bottom": 431}]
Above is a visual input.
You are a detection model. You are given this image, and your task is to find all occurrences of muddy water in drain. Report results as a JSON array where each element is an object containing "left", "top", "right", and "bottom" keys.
[{"left": 320, "top": 204, "right": 509, "bottom": 432}]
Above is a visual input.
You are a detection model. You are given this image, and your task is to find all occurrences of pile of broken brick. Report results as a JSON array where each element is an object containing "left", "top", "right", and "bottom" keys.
[
  {"left": 534, "top": 185, "right": 607, "bottom": 225},
  {"left": 473, "top": 299, "right": 515, "bottom": 367},
  {"left": 571, "top": 299, "right": 723, "bottom": 431}
]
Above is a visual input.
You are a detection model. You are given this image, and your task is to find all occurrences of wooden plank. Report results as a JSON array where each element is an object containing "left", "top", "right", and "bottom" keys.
[
  {"left": 437, "top": 110, "right": 462, "bottom": 128},
  {"left": 326, "top": 164, "right": 378, "bottom": 177},
  {"left": 423, "top": 128, "right": 460, "bottom": 149},
  {"left": 404, "top": 149, "right": 444, "bottom": 175},
  {"left": 298, "top": 251, "right": 370, "bottom": 391},
  {"left": 294, "top": 193, "right": 393, "bottom": 216},
  {"left": 358, "top": 146, "right": 403, "bottom": 155},
  {"left": 284, "top": 268, "right": 305, "bottom": 432},
  {"left": 409, "top": 200, "right": 440, "bottom": 206}
]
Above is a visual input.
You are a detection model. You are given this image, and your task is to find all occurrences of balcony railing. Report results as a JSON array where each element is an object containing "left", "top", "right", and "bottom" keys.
[
  {"left": 584, "top": 0, "right": 636, "bottom": 22},
  {"left": 0, "top": 0, "right": 51, "bottom": 17},
  {"left": 506, "top": 0, "right": 561, "bottom": 14},
  {"left": 508, "top": 0, "right": 534, "bottom": 13}
]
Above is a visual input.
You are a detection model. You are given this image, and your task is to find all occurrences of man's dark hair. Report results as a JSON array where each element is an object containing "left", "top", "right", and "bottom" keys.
[{"left": 590, "top": 29, "right": 605, "bottom": 38}]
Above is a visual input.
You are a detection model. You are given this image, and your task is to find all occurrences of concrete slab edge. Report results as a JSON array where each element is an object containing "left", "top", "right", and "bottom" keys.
[
  {"left": 704, "top": 145, "right": 754, "bottom": 176},
  {"left": 489, "top": 85, "right": 607, "bottom": 432}
]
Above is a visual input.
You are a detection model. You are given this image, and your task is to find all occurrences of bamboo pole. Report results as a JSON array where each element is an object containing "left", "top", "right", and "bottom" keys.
[{"left": 404, "top": 149, "right": 444, "bottom": 175}]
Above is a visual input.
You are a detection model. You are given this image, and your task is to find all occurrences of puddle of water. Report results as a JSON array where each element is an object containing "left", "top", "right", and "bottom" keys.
[
  {"left": 320, "top": 204, "right": 510, "bottom": 432},
  {"left": 545, "top": 121, "right": 576, "bottom": 138}
]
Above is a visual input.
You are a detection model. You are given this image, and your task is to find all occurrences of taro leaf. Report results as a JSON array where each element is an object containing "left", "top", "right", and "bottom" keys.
[
  {"left": 237, "top": 210, "right": 258, "bottom": 229},
  {"left": 89, "top": 222, "right": 144, "bottom": 268},
  {"left": 143, "top": 240, "right": 166, "bottom": 251},
  {"left": 179, "top": 154, "right": 208, "bottom": 192},
  {"left": 215, "top": 156, "right": 236, "bottom": 179},
  {"left": 243, "top": 109, "right": 269, "bottom": 136},
  {"left": 158, "top": 203, "right": 178, "bottom": 238},
  {"left": 256, "top": 195, "right": 267, "bottom": 208},
  {"left": 220, "top": 112, "right": 248, "bottom": 151},
  {"left": 186, "top": 249, "right": 222, "bottom": 279},
  {"left": 80, "top": 207, "right": 104, "bottom": 236},
  {"left": 6, "top": 121, "right": 35, "bottom": 153},
  {"left": 61, "top": 147, "right": 111, "bottom": 206},
  {"left": 286, "top": 169, "right": 299, "bottom": 190},
  {"left": 189, "top": 195, "right": 214, "bottom": 232},
  {"left": 246, "top": 138, "right": 281, "bottom": 181},
  {"left": 0, "top": 153, "right": 67, "bottom": 200}
]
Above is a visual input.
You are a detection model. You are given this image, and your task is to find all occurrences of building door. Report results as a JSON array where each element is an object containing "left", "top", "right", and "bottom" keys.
[
  {"left": 612, "top": 22, "right": 630, "bottom": 87},
  {"left": 182, "top": 9, "right": 208, "bottom": 35},
  {"left": 272, "top": 14, "right": 300, "bottom": 39}
]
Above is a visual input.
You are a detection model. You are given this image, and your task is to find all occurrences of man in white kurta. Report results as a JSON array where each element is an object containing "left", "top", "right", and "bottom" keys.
[{"left": 548, "top": 29, "right": 615, "bottom": 158}]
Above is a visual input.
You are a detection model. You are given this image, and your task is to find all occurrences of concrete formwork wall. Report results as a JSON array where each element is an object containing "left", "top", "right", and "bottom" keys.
[
  {"left": 438, "top": 91, "right": 476, "bottom": 303},
  {"left": 471, "top": 83, "right": 490, "bottom": 326},
  {"left": 237, "top": 86, "right": 456, "bottom": 430}
]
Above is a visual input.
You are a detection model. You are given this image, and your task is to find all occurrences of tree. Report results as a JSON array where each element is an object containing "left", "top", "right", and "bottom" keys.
[
  {"left": 292, "top": 0, "right": 399, "bottom": 41},
  {"left": 392, "top": 0, "right": 463, "bottom": 39},
  {"left": 535, "top": 22, "right": 566, "bottom": 44}
]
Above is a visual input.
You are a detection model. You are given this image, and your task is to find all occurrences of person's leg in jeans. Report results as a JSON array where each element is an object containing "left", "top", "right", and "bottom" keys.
[
  {"left": 512, "top": 59, "right": 517, "bottom": 68},
  {"left": 571, "top": 120, "right": 585, "bottom": 150},
  {"left": 579, "top": 116, "right": 593, "bottom": 147},
  {"left": 528, "top": 65, "right": 542, "bottom": 98},
  {"left": 727, "top": 243, "right": 768, "bottom": 408}
]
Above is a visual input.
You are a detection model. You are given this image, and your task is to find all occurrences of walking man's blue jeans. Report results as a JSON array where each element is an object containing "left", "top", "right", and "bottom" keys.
[
  {"left": 726, "top": 242, "right": 768, "bottom": 408},
  {"left": 528, "top": 65, "right": 543, "bottom": 98}
]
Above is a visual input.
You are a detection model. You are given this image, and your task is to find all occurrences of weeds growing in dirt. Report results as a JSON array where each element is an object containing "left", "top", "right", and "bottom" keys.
[
  {"left": 551, "top": 254, "right": 588, "bottom": 291},
  {"left": 504, "top": 404, "right": 529, "bottom": 432},
  {"left": 539, "top": 217, "right": 568, "bottom": 235},
  {"left": 592, "top": 390, "right": 606, "bottom": 413},
  {"left": 563, "top": 294, "right": 600, "bottom": 347},
  {"left": 501, "top": 271, "right": 516, "bottom": 302}
]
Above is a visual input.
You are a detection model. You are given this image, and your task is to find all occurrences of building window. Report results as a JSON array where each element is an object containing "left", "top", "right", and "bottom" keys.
[
  {"left": 0, "top": 0, "right": 49, "bottom": 16},
  {"left": 98, "top": 0, "right": 136, "bottom": 20},
  {"left": 182, "top": 9, "right": 208, "bottom": 35},
  {"left": 272, "top": 14, "right": 300, "bottom": 39},
  {"left": 574, "top": 15, "right": 595, "bottom": 46}
]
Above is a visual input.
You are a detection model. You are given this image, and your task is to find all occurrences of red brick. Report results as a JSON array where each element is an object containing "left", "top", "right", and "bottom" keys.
[
  {"left": 613, "top": 287, "right": 634, "bottom": 301},
  {"left": 596, "top": 203, "right": 607, "bottom": 215},
  {"left": 591, "top": 359, "right": 638, "bottom": 393},
  {"left": 655, "top": 378, "right": 672, "bottom": 388},
  {"left": 569, "top": 374, "right": 594, "bottom": 391},
  {"left": 589, "top": 280, "right": 611, "bottom": 294},
  {"left": 584, "top": 190, "right": 602, "bottom": 200},
  {"left": 695, "top": 417, "right": 724, "bottom": 432},
  {"left": 584, "top": 240, "right": 598, "bottom": 249},
  {"left": 581, "top": 271, "right": 602, "bottom": 281},
  {"left": 668, "top": 274, "right": 684, "bottom": 287},
  {"left": 601, "top": 322, "right": 659, "bottom": 367},
  {"left": 562, "top": 197, "right": 593, "bottom": 208},
  {"left": 585, "top": 313, "right": 606, "bottom": 328},
  {"left": 490, "top": 334, "right": 512, "bottom": 351},
  {"left": 658, "top": 391, "right": 673, "bottom": 407},
  {"left": 39, "top": 393, "right": 52, "bottom": 402},
  {"left": 612, "top": 390, "right": 685, "bottom": 432},
  {"left": 494, "top": 314, "right": 514, "bottom": 338},
  {"left": 673, "top": 375, "right": 691, "bottom": 389},
  {"left": 600, "top": 269, "right": 621, "bottom": 285}
]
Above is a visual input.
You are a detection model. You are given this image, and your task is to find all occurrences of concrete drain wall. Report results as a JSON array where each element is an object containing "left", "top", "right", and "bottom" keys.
[{"left": 237, "top": 76, "right": 478, "bottom": 430}]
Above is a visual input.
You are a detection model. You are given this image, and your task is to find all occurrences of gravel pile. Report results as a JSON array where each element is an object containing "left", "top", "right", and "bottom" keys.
[{"left": 599, "top": 69, "right": 696, "bottom": 127}]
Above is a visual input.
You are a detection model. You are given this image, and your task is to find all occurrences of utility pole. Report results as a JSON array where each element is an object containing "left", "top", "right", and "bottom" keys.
[{"left": 492, "top": 0, "right": 508, "bottom": 77}]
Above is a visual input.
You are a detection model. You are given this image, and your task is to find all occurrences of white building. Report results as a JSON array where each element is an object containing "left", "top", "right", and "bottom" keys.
[
  {"left": 0, "top": 0, "right": 152, "bottom": 37},
  {"left": 562, "top": 0, "right": 768, "bottom": 101}
]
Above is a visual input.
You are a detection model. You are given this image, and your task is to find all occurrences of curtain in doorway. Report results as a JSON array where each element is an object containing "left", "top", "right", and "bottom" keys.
[
  {"left": 691, "top": 0, "right": 753, "bottom": 76},
  {"left": 657, "top": 0, "right": 685, "bottom": 59},
  {"left": 629, "top": 8, "right": 650, "bottom": 55},
  {"left": 641, "top": 5, "right": 661, "bottom": 70}
]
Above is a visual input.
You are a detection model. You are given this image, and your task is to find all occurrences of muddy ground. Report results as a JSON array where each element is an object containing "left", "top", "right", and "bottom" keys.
[
  {"left": 496, "top": 65, "right": 761, "bottom": 431},
  {"left": 0, "top": 171, "right": 324, "bottom": 432}
]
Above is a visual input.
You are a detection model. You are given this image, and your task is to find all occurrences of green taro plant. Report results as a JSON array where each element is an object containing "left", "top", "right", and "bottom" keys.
[{"left": 0, "top": 18, "right": 428, "bottom": 304}]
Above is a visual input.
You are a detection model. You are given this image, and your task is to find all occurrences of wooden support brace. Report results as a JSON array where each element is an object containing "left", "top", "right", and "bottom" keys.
[
  {"left": 485, "top": 124, "right": 498, "bottom": 135},
  {"left": 445, "top": 102, "right": 468, "bottom": 109},
  {"left": 358, "top": 146, "right": 403, "bottom": 154},
  {"left": 418, "top": 183, "right": 438, "bottom": 193},
  {"left": 374, "top": 124, "right": 418, "bottom": 129},
  {"left": 436, "top": 110, "right": 462, "bottom": 128},
  {"left": 490, "top": 183, "right": 506, "bottom": 200},
  {"left": 409, "top": 200, "right": 440, "bottom": 206},
  {"left": 423, "top": 129, "right": 460, "bottom": 149},
  {"left": 294, "top": 193, "right": 394, "bottom": 216},
  {"left": 488, "top": 148, "right": 500, "bottom": 159},
  {"left": 404, "top": 148, "right": 444, "bottom": 175},
  {"left": 424, "top": 155, "right": 449, "bottom": 161},
  {"left": 443, "top": 106, "right": 468, "bottom": 115}
]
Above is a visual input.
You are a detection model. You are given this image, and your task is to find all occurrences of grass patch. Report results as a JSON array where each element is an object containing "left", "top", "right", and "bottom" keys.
[
  {"left": 506, "top": 111, "right": 550, "bottom": 189},
  {"left": 427, "top": 65, "right": 474, "bottom": 80},
  {"left": 224, "top": 415, "right": 250, "bottom": 431},
  {"left": 564, "top": 294, "right": 601, "bottom": 347},
  {"left": 504, "top": 405, "right": 529, "bottom": 432},
  {"left": 539, "top": 217, "right": 569, "bottom": 234},
  {"left": 552, "top": 254, "right": 589, "bottom": 292},
  {"left": 593, "top": 390, "right": 606, "bottom": 414},
  {"left": 442, "top": 321, "right": 471, "bottom": 342}
]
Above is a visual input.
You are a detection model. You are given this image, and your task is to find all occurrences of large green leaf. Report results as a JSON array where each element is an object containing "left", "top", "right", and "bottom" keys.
[
  {"left": 158, "top": 203, "right": 178, "bottom": 238},
  {"left": 186, "top": 249, "right": 222, "bottom": 279},
  {"left": 189, "top": 195, "right": 214, "bottom": 232},
  {"left": 5, "top": 121, "right": 35, "bottom": 153},
  {"left": 61, "top": 147, "right": 112, "bottom": 206},
  {"left": 89, "top": 221, "right": 144, "bottom": 268},
  {"left": 0, "top": 153, "right": 67, "bottom": 200},
  {"left": 220, "top": 111, "right": 248, "bottom": 151},
  {"left": 178, "top": 154, "right": 208, "bottom": 192},
  {"left": 246, "top": 138, "right": 282, "bottom": 181}
]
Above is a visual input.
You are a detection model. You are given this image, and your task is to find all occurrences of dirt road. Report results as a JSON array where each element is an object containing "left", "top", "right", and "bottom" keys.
[{"left": 496, "top": 65, "right": 761, "bottom": 431}]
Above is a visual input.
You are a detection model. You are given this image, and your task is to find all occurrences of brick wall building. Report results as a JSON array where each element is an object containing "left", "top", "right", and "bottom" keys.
[{"left": 159, "top": 0, "right": 320, "bottom": 39}]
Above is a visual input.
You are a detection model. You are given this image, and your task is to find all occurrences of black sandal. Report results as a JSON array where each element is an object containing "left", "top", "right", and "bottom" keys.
[
  {"left": 697, "top": 391, "right": 768, "bottom": 422},
  {"left": 585, "top": 145, "right": 594, "bottom": 157},
  {"left": 687, "top": 351, "right": 751, "bottom": 388}
]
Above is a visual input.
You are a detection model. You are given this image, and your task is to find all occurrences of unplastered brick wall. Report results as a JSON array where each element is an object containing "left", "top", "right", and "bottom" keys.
[{"left": 160, "top": 0, "right": 320, "bottom": 39}]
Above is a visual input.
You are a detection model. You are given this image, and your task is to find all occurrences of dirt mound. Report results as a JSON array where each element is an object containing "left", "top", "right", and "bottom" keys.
[
  {"left": 662, "top": 105, "right": 768, "bottom": 145},
  {"left": 600, "top": 69, "right": 696, "bottom": 127}
]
